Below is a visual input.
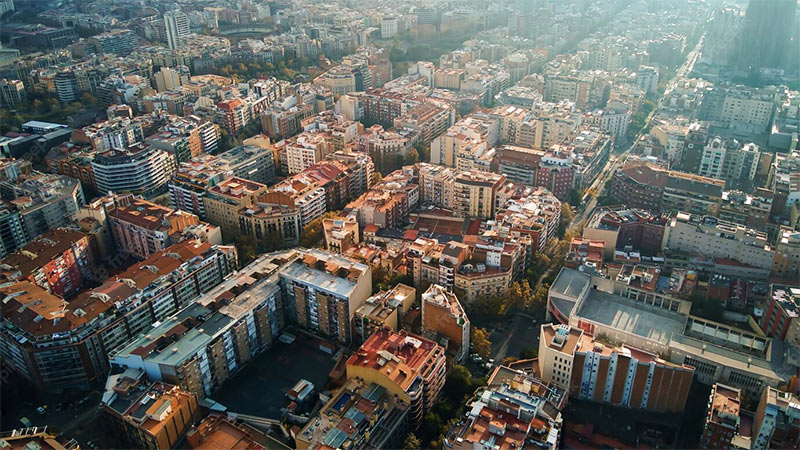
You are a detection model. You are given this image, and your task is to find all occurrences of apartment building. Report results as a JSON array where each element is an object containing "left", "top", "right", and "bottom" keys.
[
  {"left": 356, "top": 88, "right": 419, "bottom": 127},
  {"left": 759, "top": 285, "right": 800, "bottom": 344},
  {"left": 215, "top": 98, "right": 252, "bottom": 134},
  {"left": 538, "top": 324, "right": 694, "bottom": 413},
  {"left": 663, "top": 213, "right": 774, "bottom": 270},
  {"left": 285, "top": 132, "right": 336, "bottom": 174},
  {"left": 421, "top": 284, "right": 470, "bottom": 363},
  {"left": 346, "top": 329, "right": 447, "bottom": 428},
  {"left": 518, "top": 101, "right": 582, "bottom": 149},
  {"left": 313, "top": 64, "right": 365, "bottom": 96},
  {"left": 322, "top": 215, "right": 359, "bottom": 253},
  {"left": 493, "top": 186, "right": 562, "bottom": 254},
  {"left": 700, "top": 84, "right": 779, "bottom": 132},
  {"left": 699, "top": 137, "right": 760, "bottom": 187},
  {"left": 0, "top": 78, "right": 26, "bottom": 107},
  {"left": 72, "top": 117, "right": 148, "bottom": 152},
  {"left": 102, "top": 369, "right": 201, "bottom": 450},
  {"left": 269, "top": 154, "right": 373, "bottom": 226},
  {"left": 352, "top": 124, "right": 415, "bottom": 172},
  {"left": 394, "top": 100, "right": 455, "bottom": 145},
  {"left": 612, "top": 161, "right": 726, "bottom": 216},
  {"left": 610, "top": 163, "right": 669, "bottom": 212},
  {"left": 583, "top": 207, "right": 667, "bottom": 257},
  {"left": 145, "top": 118, "right": 219, "bottom": 163},
  {"left": 108, "top": 196, "right": 214, "bottom": 260},
  {"left": 452, "top": 170, "right": 506, "bottom": 219},
  {"left": 700, "top": 383, "right": 741, "bottom": 449},
  {"left": 186, "top": 414, "right": 287, "bottom": 450},
  {"left": 280, "top": 249, "right": 372, "bottom": 343},
  {"left": 110, "top": 251, "right": 289, "bottom": 398},
  {"left": 1, "top": 228, "right": 95, "bottom": 298},
  {"left": 0, "top": 241, "right": 237, "bottom": 390},
  {"left": 45, "top": 142, "right": 98, "bottom": 191},
  {"left": 353, "top": 283, "right": 416, "bottom": 343},
  {"left": 0, "top": 171, "right": 84, "bottom": 239},
  {"left": 267, "top": 175, "right": 328, "bottom": 227},
  {"left": 295, "top": 378, "right": 410, "bottom": 450},
  {"left": 261, "top": 101, "right": 314, "bottom": 141},
  {"left": 204, "top": 177, "right": 269, "bottom": 237},
  {"left": 239, "top": 197, "right": 303, "bottom": 248},
  {"left": 89, "top": 29, "right": 138, "bottom": 56},
  {"left": 431, "top": 116, "right": 498, "bottom": 169},
  {"left": 772, "top": 229, "right": 800, "bottom": 280},
  {"left": 345, "top": 167, "right": 419, "bottom": 229},
  {"left": 92, "top": 143, "right": 177, "bottom": 198},
  {"left": 719, "top": 189, "right": 773, "bottom": 231},
  {"left": 752, "top": 387, "right": 800, "bottom": 450},
  {"left": 168, "top": 145, "right": 275, "bottom": 218},
  {"left": 446, "top": 366, "right": 566, "bottom": 450},
  {"left": 0, "top": 203, "right": 27, "bottom": 258}
]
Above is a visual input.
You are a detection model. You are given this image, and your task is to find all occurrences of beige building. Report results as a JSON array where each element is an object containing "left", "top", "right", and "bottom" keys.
[
  {"left": 323, "top": 214, "right": 360, "bottom": 253},
  {"left": 452, "top": 170, "right": 506, "bottom": 218},
  {"left": 280, "top": 249, "right": 373, "bottom": 343},
  {"left": 238, "top": 197, "right": 302, "bottom": 248},
  {"left": 204, "top": 177, "right": 268, "bottom": 237},
  {"left": 102, "top": 369, "right": 201, "bottom": 450},
  {"left": 663, "top": 212, "right": 774, "bottom": 271},
  {"left": 454, "top": 266, "right": 513, "bottom": 303},
  {"left": 353, "top": 283, "right": 416, "bottom": 343}
]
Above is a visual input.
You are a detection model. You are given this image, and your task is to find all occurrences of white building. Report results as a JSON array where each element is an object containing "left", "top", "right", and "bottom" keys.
[
  {"left": 663, "top": 212, "right": 774, "bottom": 270},
  {"left": 92, "top": 143, "right": 177, "bottom": 198},
  {"left": 380, "top": 17, "right": 399, "bottom": 39},
  {"left": 164, "top": 10, "right": 190, "bottom": 50}
]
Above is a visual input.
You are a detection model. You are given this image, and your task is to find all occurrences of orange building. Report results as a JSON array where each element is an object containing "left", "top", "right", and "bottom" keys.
[
  {"left": 346, "top": 329, "right": 447, "bottom": 428},
  {"left": 102, "top": 369, "right": 201, "bottom": 450},
  {"left": 421, "top": 284, "right": 470, "bottom": 363}
]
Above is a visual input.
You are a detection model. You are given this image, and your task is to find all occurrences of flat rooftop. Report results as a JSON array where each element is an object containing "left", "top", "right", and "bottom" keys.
[
  {"left": 576, "top": 290, "right": 687, "bottom": 345},
  {"left": 550, "top": 268, "right": 591, "bottom": 300}
]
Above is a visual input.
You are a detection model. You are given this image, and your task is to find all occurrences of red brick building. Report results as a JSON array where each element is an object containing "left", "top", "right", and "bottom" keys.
[{"left": 1, "top": 228, "right": 95, "bottom": 298}]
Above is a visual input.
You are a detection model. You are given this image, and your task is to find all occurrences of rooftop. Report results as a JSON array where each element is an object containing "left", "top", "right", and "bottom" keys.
[
  {"left": 279, "top": 249, "right": 367, "bottom": 299},
  {"left": 296, "top": 378, "right": 408, "bottom": 449},
  {"left": 1, "top": 228, "right": 88, "bottom": 275},
  {"left": 576, "top": 289, "right": 687, "bottom": 346},
  {"left": 346, "top": 329, "right": 444, "bottom": 391},
  {"left": 708, "top": 383, "right": 740, "bottom": 428}
]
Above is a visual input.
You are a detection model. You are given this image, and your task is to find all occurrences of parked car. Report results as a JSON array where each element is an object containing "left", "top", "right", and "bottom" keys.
[{"left": 36, "top": 406, "right": 47, "bottom": 415}]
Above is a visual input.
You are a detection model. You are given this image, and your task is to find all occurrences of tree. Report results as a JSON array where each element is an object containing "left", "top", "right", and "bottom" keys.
[
  {"left": 233, "top": 235, "right": 257, "bottom": 267},
  {"left": 520, "top": 347, "right": 538, "bottom": 359},
  {"left": 568, "top": 189, "right": 582, "bottom": 207},
  {"left": 502, "top": 356, "right": 519, "bottom": 365},
  {"left": 404, "top": 433, "right": 422, "bottom": 450},
  {"left": 509, "top": 280, "right": 532, "bottom": 312},
  {"left": 405, "top": 148, "right": 420, "bottom": 165},
  {"left": 299, "top": 217, "right": 325, "bottom": 248},
  {"left": 472, "top": 327, "right": 492, "bottom": 359}
]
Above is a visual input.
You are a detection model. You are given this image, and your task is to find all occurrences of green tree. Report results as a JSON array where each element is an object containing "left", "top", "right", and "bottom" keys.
[
  {"left": 403, "top": 433, "right": 422, "bottom": 450},
  {"left": 233, "top": 235, "right": 257, "bottom": 267},
  {"left": 568, "top": 189, "right": 582, "bottom": 207},
  {"left": 299, "top": 217, "right": 325, "bottom": 248},
  {"left": 405, "top": 148, "right": 420, "bottom": 165},
  {"left": 472, "top": 327, "right": 492, "bottom": 359},
  {"left": 520, "top": 346, "right": 538, "bottom": 359}
]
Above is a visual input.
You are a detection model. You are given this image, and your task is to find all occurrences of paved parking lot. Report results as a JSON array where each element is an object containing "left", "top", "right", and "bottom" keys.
[{"left": 211, "top": 333, "right": 339, "bottom": 419}]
